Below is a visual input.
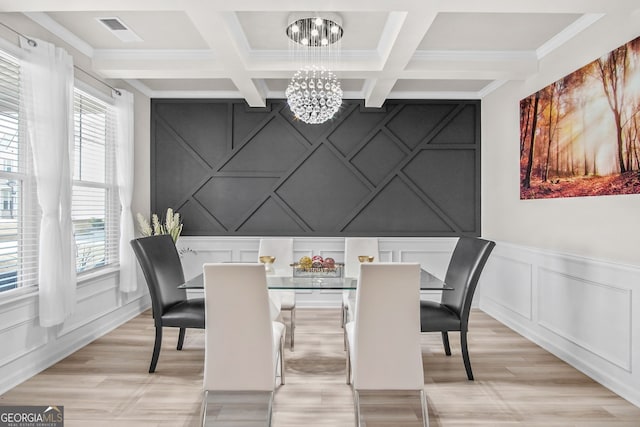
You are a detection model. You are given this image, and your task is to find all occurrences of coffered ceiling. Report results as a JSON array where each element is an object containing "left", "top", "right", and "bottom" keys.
[{"left": 2, "top": 0, "right": 639, "bottom": 107}]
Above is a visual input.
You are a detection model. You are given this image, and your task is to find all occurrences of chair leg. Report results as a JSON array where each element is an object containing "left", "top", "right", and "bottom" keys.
[
  {"left": 345, "top": 344, "right": 351, "bottom": 385},
  {"left": 353, "top": 389, "right": 361, "bottom": 427},
  {"left": 461, "top": 331, "right": 474, "bottom": 380},
  {"left": 200, "top": 390, "right": 208, "bottom": 427},
  {"left": 421, "top": 389, "right": 430, "bottom": 427},
  {"left": 343, "top": 326, "right": 348, "bottom": 351},
  {"left": 341, "top": 301, "right": 345, "bottom": 327},
  {"left": 177, "top": 327, "right": 186, "bottom": 350},
  {"left": 267, "top": 391, "right": 274, "bottom": 427},
  {"left": 280, "top": 334, "right": 286, "bottom": 385},
  {"left": 150, "top": 326, "right": 162, "bottom": 373},
  {"left": 441, "top": 331, "right": 451, "bottom": 356},
  {"left": 290, "top": 307, "right": 296, "bottom": 350}
]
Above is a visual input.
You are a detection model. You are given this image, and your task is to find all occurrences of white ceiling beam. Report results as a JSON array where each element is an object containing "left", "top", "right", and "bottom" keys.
[
  {"left": 183, "top": 6, "right": 265, "bottom": 107},
  {"left": 90, "top": 51, "right": 538, "bottom": 81},
  {"left": 406, "top": 51, "right": 538, "bottom": 80},
  {"left": 363, "top": 9, "right": 438, "bottom": 107}
]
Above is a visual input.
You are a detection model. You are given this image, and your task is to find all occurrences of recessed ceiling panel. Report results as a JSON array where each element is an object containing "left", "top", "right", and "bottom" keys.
[
  {"left": 140, "top": 79, "right": 237, "bottom": 91},
  {"left": 236, "top": 11, "right": 388, "bottom": 50},
  {"left": 392, "top": 79, "right": 491, "bottom": 92},
  {"left": 419, "top": 12, "right": 582, "bottom": 51},
  {"left": 47, "top": 11, "right": 209, "bottom": 49}
]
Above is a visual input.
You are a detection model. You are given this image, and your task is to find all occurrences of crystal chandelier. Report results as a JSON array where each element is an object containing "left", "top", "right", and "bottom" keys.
[
  {"left": 285, "top": 14, "right": 343, "bottom": 124},
  {"left": 285, "top": 65, "right": 342, "bottom": 125}
]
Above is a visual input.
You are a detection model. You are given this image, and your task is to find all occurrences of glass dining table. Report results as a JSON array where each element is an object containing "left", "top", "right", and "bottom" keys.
[
  {"left": 179, "top": 268, "right": 450, "bottom": 291},
  {"left": 191, "top": 267, "right": 450, "bottom": 426}
]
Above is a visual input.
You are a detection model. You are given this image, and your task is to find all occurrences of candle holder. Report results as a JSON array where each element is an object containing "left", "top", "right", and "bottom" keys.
[
  {"left": 259, "top": 256, "right": 276, "bottom": 274},
  {"left": 358, "top": 255, "right": 374, "bottom": 263}
]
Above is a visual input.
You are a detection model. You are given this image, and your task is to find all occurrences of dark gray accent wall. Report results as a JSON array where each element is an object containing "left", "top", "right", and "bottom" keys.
[{"left": 151, "top": 99, "right": 480, "bottom": 236}]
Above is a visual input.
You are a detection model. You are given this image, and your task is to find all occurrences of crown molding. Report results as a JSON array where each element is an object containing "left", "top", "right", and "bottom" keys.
[
  {"left": 536, "top": 13, "right": 605, "bottom": 59},
  {"left": 23, "top": 12, "right": 94, "bottom": 57}
]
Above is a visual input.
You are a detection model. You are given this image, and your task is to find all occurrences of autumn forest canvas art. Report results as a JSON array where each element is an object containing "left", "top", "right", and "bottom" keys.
[{"left": 520, "top": 36, "right": 640, "bottom": 199}]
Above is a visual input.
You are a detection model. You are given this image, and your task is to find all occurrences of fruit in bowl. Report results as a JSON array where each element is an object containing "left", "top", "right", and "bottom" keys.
[{"left": 298, "top": 256, "right": 313, "bottom": 269}]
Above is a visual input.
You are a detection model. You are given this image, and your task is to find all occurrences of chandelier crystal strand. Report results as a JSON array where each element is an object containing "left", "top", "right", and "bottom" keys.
[{"left": 286, "top": 14, "right": 343, "bottom": 124}]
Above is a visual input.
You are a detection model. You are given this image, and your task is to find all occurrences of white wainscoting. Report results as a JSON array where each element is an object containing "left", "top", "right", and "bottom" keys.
[
  {"left": 177, "top": 236, "right": 458, "bottom": 306},
  {"left": 479, "top": 241, "right": 640, "bottom": 407},
  {"left": 0, "top": 269, "right": 151, "bottom": 395},
  {"left": 4, "top": 236, "right": 637, "bottom": 409}
]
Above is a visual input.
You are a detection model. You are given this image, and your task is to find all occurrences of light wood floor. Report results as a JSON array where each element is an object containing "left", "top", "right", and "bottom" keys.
[{"left": 1, "top": 308, "right": 639, "bottom": 426}]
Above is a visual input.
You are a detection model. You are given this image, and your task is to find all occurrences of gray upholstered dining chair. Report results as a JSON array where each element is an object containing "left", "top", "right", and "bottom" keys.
[
  {"left": 420, "top": 236, "right": 495, "bottom": 380},
  {"left": 130, "top": 234, "right": 205, "bottom": 373}
]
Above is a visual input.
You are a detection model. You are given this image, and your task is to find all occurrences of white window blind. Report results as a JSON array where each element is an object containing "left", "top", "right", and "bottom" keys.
[
  {"left": 0, "top": 49, "right": 38, "bottom": 293},
  {"left": 72, "top": 88, "right": 119, "bottom": 274}
]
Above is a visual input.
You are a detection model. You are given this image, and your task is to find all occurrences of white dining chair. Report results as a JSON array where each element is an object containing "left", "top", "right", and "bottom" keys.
[
  {"left": 345, "top": 262, "right": 428, "bottom": 427},
  {"left": 258, "top": 238, "right": 296, "bottom": 349},
  {"left": 343, "top": 237, "right": 379, "bottom": 326},
  {"left": 202, "top": 263, "right": 285, "bottom": 420}
]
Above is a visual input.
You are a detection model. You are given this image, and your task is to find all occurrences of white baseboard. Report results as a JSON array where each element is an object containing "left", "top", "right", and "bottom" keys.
[{"left": 0, "top": 289, "right": 150, "bottom": 395}]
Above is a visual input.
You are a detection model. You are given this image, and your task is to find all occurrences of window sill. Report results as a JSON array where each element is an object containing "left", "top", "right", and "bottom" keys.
[
  {"left": 0, "top": 285, "right": 39, "bottom": 308},
  {"left": 0, "top": 266, "right": 122, "bottom": 308},
  {"left": 77, "top": 265, "right": 120, "bottom": 286}
]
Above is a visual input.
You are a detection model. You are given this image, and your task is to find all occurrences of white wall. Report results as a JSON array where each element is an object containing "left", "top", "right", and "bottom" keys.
[
  {"left": 482, "top": 11, "right": 640, "bottom": 266},
  {"left": 481, "top": 11, "right": 640, "bottom": 407},
  {"left": 0, "top": 13, "right": 151, "bottom": 395}
]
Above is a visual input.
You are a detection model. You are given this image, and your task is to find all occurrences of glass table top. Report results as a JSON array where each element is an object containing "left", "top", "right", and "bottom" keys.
[{"left": 180, "top": 269, "right": 449, "bottom": 291}]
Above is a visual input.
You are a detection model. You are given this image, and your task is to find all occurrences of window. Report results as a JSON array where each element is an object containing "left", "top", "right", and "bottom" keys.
[
  {"left": 0, "top": 50, "right": 38, "bottom": 292},
  {"left": 0, "top": 47, "right": 123, "bottom": 295},
  {"left": 72, "top": 89, "right": 119, "bottom": 273}
]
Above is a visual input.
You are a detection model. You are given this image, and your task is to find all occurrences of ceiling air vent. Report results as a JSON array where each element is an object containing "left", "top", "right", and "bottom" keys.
[{"left": 96, "top": 17, "right": 143, "bottom": 43}]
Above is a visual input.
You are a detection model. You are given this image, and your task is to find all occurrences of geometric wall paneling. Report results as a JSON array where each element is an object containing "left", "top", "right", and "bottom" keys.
[
  {"left": 327, "top": 104, "right": 390, "bottom": 156},
  {"left": 341, "top": 176, "right": 454, "bottom": 233},
  {"left": 220, "top": 117, "right": 308, "bottom": 173},
  {"left": 151, "top": 99, "right": 480, "bottom": 236},
  {"left": 276, "top": 144, "right": 371, "bottom": 232},
  {"left": 403, "top": 149, "right": 477, "bottom": 231},
  {"left": 430, "top": 104, "right": 478, "bottom": 144},
  {"left": 176, "top": 199, "right": 227, "bottom": 235},
  {"left": 236, "top": 198, "right": 307, "bottom": 234},
  {"left": 194, "top": 177, "right": 280, "bottom": 229},
  {"left": 153, "top": 120, "right": 211, "bottom": 209},
  {"left": 351, "top": 131, "right": 408, "bottom": 186},
  {"left": 154, "top": 101, "right": 230, "bottom": 166},
  {"left": 386, "top": 103, "right": 457, "bottom": 149}
]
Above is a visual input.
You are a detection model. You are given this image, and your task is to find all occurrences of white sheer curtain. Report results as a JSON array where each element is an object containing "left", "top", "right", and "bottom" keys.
[
  {"left": 114, "top": 89, "right": 136, "bottom": 292},
  {"left": 20, "top": 37, "right": 76, "bottom": 327}
]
